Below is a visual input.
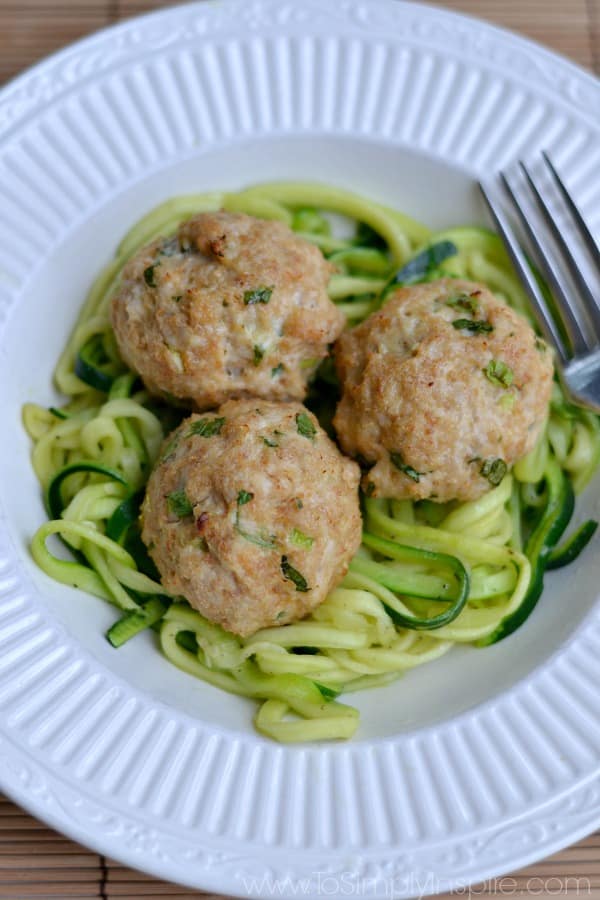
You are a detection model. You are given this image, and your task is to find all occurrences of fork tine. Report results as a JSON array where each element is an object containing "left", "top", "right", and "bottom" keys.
[
  {"left": 500, "top": 171, "right": 591, "bottom": 356},
  {"left": 519, "top": 160, "right": 600, "bottom": 337},
  {"left": 478, "top": 179, "right": 568, "bottom": 364},
  {"left": 542, "top": 151, "right": 600, "bottom": 268}
]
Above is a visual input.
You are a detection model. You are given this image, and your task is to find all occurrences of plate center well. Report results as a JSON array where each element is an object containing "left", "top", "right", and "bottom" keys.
[{"left": 3, "top": 135, "right": 599, "bottom": 740}]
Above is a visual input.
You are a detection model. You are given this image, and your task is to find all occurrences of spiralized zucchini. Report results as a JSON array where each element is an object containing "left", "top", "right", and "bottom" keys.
[{"left": 23, "top": 182, "right": 600, "bottom": 743}]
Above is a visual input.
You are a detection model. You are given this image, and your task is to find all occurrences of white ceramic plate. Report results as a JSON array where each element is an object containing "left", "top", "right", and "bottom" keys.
[{"left": 1, "top": 1, "right": 599, "bottom": 896}]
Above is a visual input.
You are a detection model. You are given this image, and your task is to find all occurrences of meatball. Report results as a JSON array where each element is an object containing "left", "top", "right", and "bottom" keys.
[
  {"left": 141, "top": 399, "right": 362, "bottom": 637},
  {"left": 333, "top": 279, "right": 553, "bottom": 502},
  {"left": 111, "top": 211, "right": 343, "bottom": 410}
]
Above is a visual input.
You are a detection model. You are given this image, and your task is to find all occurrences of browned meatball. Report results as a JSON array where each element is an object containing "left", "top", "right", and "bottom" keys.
[
  {"left": 111, "top": 211, "right": 343, "bottom": 410},
  {"left": 141, "top": 399, "right": 362, "bottom": 637},
  {"left": 333, "top": 279, "right": 553, "bottom": 502}
]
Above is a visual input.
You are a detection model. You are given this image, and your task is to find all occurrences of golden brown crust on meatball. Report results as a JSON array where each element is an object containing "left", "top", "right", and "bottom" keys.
[
  {"left": 141, "top": 399, "right": 362, "bottom": 637},
  {"left": 333, "top": 279, "right": 553, "bottom": 502},
  {"left": 111, "top": 211, "right": 343, "bottom": 410}
]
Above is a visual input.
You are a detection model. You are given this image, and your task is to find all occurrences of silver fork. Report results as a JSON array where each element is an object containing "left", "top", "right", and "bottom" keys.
[{"left": 479, "top": 153, "right": 600, "bottom": 411}]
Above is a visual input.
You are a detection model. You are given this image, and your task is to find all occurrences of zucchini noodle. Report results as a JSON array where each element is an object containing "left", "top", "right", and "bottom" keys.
[{"left": 23, "top": 182, "right": 600, "bottom": 742}]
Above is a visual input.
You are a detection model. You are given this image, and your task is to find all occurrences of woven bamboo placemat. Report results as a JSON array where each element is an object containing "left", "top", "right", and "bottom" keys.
[
  {"left": 1, "top": 792, "right": 599, "bottom": 898},
  {"left": 1, "top": 0, "right": 599, "bottom": 84},
  {"left": 1, "top": 1, "right": 599, "bottom": 897}
]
